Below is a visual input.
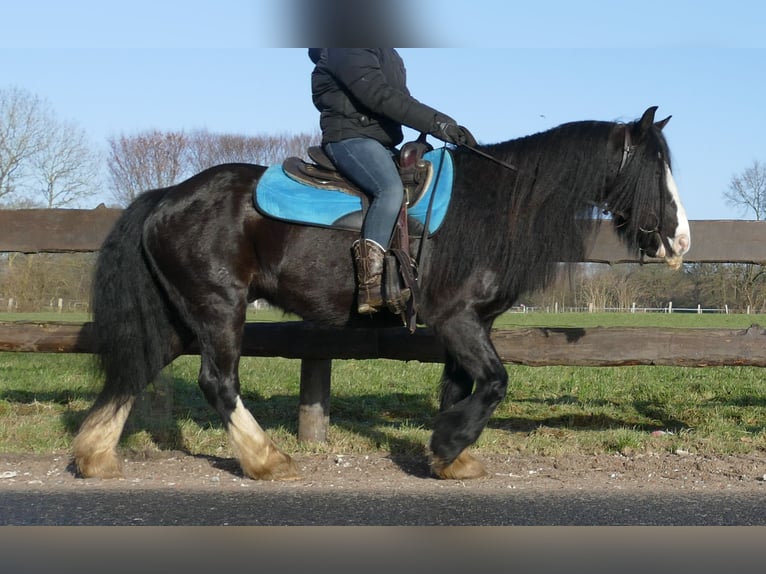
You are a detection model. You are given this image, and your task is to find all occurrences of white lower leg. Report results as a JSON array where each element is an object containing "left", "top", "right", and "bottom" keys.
[
  {"left": 72, "top": 397, "right": 135, "bottom": 478},
  {"left": 228, "top": 396, "right": 271, "bottom": 461},
  {"left": 227, "top": 397, "right": 299, "bottom": 480}
]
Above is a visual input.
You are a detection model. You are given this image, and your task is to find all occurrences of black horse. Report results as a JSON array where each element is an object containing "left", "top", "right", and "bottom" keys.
[{"left": 73, "top": 106, "right": 690, "bottom": 481}]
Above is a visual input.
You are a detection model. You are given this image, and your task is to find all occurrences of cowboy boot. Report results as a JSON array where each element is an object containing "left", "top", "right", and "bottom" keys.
[{"left": 352, "top": 238, "right": 385, "bottom": 314}]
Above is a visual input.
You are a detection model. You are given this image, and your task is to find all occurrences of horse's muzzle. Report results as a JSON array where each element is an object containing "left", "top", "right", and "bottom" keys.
[{"left": 657, "top": 232, "right": 690, "bottom": 270}]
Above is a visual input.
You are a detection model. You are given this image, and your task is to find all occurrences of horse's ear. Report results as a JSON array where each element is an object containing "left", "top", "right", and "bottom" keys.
[
  {"left": 638, "top": 106, "right": 659, "bottom": 132},
  {"left": 655, "top": 115, "right": 671, "bottom": 130}
]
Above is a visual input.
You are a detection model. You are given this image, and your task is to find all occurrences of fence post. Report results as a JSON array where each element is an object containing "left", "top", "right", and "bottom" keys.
[
  {"left": 298, "top": 358, "right": 332, "bottom": 443},
  {"left": 133, "top": 372, "right": 174, "bottom": 437}
]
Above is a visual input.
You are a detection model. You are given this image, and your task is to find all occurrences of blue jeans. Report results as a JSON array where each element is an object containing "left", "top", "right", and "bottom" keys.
[{"left": 323, "top": 138, "right": 403, "bottom": 249}]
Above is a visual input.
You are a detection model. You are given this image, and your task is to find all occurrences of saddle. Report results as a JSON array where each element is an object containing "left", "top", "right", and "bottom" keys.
[
  {"left": 281, "top": 136, "right": 434, "bottom": 332},
  {"left": 282, "top": 137, "right": 434, "bottom": 212}
]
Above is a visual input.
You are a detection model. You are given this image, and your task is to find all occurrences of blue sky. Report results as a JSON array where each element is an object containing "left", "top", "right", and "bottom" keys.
[{"left": 2, "top": 1, "right": 765, "bottom": 219}]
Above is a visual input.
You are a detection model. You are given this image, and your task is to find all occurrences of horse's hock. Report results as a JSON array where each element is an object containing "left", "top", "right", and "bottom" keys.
[{"left": 2, "top": 209, "right": 766, "bottom": 442}]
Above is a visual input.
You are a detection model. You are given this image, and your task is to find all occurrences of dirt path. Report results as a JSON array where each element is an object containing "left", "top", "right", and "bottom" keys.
[{"left": 2, "top": 450, "right": 766, "bottom": 493}]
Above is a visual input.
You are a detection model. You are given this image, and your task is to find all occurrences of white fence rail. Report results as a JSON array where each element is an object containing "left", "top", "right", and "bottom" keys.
[{"left": 508, "top": 303, "right": 751, "bottom": 314}]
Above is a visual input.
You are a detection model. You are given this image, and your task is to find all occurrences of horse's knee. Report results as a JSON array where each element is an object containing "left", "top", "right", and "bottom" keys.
[
  {"left": 482, "top": 372, "right": 508, "bottom": 408},
  {"left": 438, "top": 358, "right": 475, "bottom": 411}
]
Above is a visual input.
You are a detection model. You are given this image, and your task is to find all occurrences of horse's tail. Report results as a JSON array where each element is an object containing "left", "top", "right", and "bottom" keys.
[{"left": 90, "top": 188, "right": 183, "bottom": 405}]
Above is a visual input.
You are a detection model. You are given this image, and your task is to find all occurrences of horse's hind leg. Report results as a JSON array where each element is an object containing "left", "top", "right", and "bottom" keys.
[
  {"left": 73, "top": 347, "right": 178, "bottom": 478},
  {"left": 194, "top": 305, "right": 299, "bottom": 481},
  {"left": 199, "top": 353, "right": 299, "bottom": 480},
  {"left": 223, "top": 397, "right": 299, "bottom": 480},
  {"left": 72, "top": 396, "right": 136, "bottom": 478}
]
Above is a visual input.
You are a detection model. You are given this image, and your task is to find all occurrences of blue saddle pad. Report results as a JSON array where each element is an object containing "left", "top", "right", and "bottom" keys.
[{"left": 253, "top": 148, "right": 453, "bottom": 234}]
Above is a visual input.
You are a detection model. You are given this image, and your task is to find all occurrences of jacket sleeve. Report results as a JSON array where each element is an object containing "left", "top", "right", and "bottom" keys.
[{"left": 324, "top": 49, "right": 451, "bottom": 134}]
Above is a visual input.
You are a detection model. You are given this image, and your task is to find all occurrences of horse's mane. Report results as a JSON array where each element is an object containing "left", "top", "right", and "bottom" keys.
[{"left": 423, "top": 118, "right": 670, "bottom": 310}]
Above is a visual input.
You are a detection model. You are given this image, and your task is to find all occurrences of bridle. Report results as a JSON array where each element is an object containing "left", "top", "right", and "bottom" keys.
[
  {"left": 618, "top": 124, "right": 633, "bottom": 174},
  {"left": 615, "top": 124, "right": 673, "bottom": 260},
  {"left": 577, "top": 124, "right": 672, "bottom": 261}
]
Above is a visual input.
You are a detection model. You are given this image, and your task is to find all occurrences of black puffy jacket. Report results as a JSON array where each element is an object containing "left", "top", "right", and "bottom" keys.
[{"left": 309, "top": 48, "right": 449, "bottom": 147}]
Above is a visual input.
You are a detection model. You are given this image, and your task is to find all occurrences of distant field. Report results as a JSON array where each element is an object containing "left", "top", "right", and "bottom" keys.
[{"left": 1, "top": 310, "right": 765, "bottom": 459}]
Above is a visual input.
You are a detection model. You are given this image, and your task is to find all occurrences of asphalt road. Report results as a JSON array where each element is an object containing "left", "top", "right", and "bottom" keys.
[
  {"left": 2, "top": 488, "right": 765, "bottom": 525},
  {"left": 4, "top": 489, "right": 765, "bottom": 574}
]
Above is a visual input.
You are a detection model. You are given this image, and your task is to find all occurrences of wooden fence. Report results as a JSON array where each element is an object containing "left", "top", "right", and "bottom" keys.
[{"left": 2, "top": 208, "right": 766, "bottom": 441}]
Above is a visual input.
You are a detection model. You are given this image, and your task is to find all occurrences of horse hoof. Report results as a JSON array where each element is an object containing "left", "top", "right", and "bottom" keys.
[
  {"left": 240, "top": 449, "right": 301, "bottom": 481},
  {"left": 73, "top": 452, "right": 124, "bottom": 479},
  {"left": 430, "top": 450, "right": 491, "bottom": 480}
]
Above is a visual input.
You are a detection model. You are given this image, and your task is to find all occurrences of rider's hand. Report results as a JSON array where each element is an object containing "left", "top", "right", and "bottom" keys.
[{"left": 431, "top": 115, "right": 477, "bottom": 147}]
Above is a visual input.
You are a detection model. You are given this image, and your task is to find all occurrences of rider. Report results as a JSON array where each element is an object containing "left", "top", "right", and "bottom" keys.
[{"left": 309, "top": 48, "right": 477, "bottom": 315}]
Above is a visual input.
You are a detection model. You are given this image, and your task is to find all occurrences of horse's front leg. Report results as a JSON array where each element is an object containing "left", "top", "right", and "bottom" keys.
[{"left": 428, "top": 317, "right": 508, "bottom": 480}]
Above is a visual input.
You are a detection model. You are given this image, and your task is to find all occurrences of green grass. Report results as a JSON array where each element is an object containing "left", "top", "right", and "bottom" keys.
[{"left": 1, "top": 311, "right": 765, "bottom": 460}]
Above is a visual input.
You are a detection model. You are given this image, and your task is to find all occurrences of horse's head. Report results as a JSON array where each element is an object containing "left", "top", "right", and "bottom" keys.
[{"left": 605, "top": 106, "right": 691, "bottom": 270}]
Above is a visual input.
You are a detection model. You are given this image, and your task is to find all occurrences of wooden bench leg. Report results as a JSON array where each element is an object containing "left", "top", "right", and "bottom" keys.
[{"left": 298, "top": 358, "right": 331, "bottom": 442}]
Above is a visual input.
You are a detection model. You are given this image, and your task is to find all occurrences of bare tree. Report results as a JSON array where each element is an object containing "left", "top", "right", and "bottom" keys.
[
  {"left": 107, "top": 129, "right": 321, "bottom": 206},
  {"left": 107, "top": 130, "right": 189, "bottom": 206},
  {"left": 724, "top": 160, "right": 766, "bottom": 220},
  {"left": 684, "top": 263, "right": 725, "bottom": 308},
  {"left": 577, "top": 269, "right": 613, "bottom": 310},
  {"left": 0, "top": 252, "right": 95, "bottom": 311},
  {"left": 31, "top": 119, "right": 101, "bottom": 207},
  {"left": 0, "top": 86, "right": 50, "bottom": 203},
  {"left": 721, "top": 160, "right": 766, "bottom": 309},
  {"left": 185, "top": 129, "right": 319, "bottom": 173}
]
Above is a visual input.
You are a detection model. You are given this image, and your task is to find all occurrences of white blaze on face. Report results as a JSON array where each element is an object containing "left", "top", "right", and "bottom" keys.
[{"left": 658, "top": 163, "right": 690, "bottom": 264}]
